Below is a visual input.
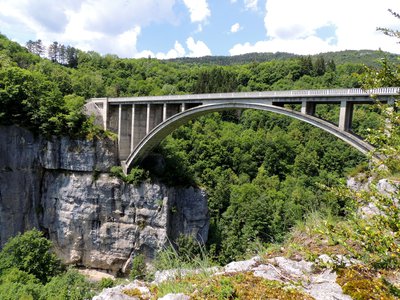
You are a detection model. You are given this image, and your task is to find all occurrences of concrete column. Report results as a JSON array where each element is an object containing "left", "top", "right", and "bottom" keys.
[
  {"left": 163, "top": 103, "right": 167, "bottom": 121},
  {"left": 181, "top": 103, "right": 186, "bottom": 112},
  {"left": 301, "top": 101, "right": 316, "bottom": 115},
  {"left": 133, "top": 105, "right": 147, "bottom": 149},
  {"left": 103, "top": 98, "right": 109, "bottom": 130},
  {"left": 146, "top": 103, "right": 151, "bottom": 134},
  {"left": 130, "top": 104, "right": 135, "bottom": 152},
  {"left": 118, "top": 104, "right": 122, "bottom": 150},
  {"left": 339, "top": 100, "right": 353, "bottom": 131}
]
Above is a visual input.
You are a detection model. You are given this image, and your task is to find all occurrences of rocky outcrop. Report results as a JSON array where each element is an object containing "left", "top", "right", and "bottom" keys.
[
  {"left": 94, "top": 255, "right": 353, "bottom": 300},
  {"left": 0, "top": 125, "right": 209, "bottom": 273}
]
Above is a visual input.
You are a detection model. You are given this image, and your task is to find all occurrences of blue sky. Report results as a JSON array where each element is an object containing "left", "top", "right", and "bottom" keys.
[{"left": 0, "top": 0, "right": 399, "bottom": 58}]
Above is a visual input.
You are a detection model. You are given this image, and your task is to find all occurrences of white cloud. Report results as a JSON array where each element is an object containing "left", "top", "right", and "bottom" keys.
[
  {"left": 135, "top": 38, "right": 211, "bottom": 59},
  {"left": 231, "top": 23, "right": 241, "bottom": 33},
  {"left": 182, "top": 0, "right": 211, "bottom": 23},
  {"left": 230, "top": 36, "right": 336, "bottom": 55},
  {"left": 186, "top": 37, "right": 212, "bottom": 57},
  {"left": 230, "top": 0, "right": 400, "bottom": 55},
  {"left": 157, "top": 41, "right": 186, "bottom": 59},
  {"left": 135, "top": 41, "right": 186, "bottom": 59},
  {"left": 244, "top": 0, "right": 258, "bottom": 11},
  {"left": 196, "top": 24, "right": 204, "bottom": 33},
  {"left": 0, "top": 0, "right": 177, "bottom": 57}
]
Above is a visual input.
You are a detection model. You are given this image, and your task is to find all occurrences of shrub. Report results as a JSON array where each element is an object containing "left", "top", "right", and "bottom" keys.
[
  {"left": 130, "top": 254, "right": 146, "bottom": 280},
  {"left": 0, "top": 268, "right": 43, "bottom": 300},
  {"left": 0, "top": 229, "right": 62, "bottom": 284},
  {"left": 41, "top": 269, "right": 95, "bottom": 300},
  {"left": 110, "top": 166, "right": 149, "bottom": 186}
]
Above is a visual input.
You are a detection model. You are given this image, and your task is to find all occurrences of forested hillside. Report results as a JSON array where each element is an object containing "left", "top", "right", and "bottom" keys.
[
  {"left": 0, "top": 32, "right": 391, "bottom": 265},
  {"left": 169, "top": 49, "right": 400, "bottom": 67}
]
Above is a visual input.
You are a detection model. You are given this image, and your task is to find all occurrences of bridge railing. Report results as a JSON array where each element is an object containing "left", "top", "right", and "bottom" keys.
[{"left": 89, "top": 87, "right": 399, "bottom": 104}]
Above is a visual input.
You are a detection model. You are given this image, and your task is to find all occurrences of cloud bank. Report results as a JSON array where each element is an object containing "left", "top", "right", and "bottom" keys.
[{"left": 230, "top": 0, "right": 400, "bottom": 55}]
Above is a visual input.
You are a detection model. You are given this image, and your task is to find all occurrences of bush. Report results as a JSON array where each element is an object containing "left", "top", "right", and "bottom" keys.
[
  {"left": 130, "top": 254, "right": 146, "bottom": 280},
  {"left": 41, "top": 269, "right": 95, "bottom": 300},
  {"left": 110, "top": 166, "right": 149, "bottom": 186},
  {"left": 0, "top": 268, "right": 43, "bottom": 300},
  {"left": 0, "top": 229, "right": 62, "bottom": 284}
]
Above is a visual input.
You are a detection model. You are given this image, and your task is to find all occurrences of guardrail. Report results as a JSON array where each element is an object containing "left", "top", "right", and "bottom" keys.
[{"left": 89, "top": 87, "right": 400, "bottom": 104}]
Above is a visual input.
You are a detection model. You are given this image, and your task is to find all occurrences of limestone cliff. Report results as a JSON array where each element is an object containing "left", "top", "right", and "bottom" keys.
[{"left": 0, "top": 125, "right": 209, "bottom": 273}]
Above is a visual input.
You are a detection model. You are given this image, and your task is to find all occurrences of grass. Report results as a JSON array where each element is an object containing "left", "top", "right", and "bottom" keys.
[
  {"left": 153, "top": 237, "right": 214, "bottom": 274},
  {"left": 153, "top": 272, "right": 313, "bottom": 299},
  {"left": 264, "top": 212, "right": 351, "bottom": 262}
]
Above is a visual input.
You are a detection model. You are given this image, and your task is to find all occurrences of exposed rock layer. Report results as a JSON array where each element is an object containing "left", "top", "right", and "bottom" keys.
[{"left": 0, "top": 125, "right": 209, "bottom": 273}]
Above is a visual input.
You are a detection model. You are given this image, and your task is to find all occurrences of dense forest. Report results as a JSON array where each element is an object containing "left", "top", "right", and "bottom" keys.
[
  {"left": 169, "top": 49, "right": 400, "bottom": 67},
  {"left": 0, "top": 30, "right": 399, "bottom": 298}
]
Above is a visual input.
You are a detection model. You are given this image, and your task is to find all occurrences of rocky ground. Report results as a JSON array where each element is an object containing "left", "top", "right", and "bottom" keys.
[{"left": 93, "top": 254, "right": 357, "bottom": 300}]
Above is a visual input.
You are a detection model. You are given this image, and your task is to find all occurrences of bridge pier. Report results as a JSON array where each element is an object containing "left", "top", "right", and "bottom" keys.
[
  {"left": 131, "top": 105, "right": 135, "bottom": 152},
  {"left": 118, "top": 105, "right": 122, "bottom": 153},
  {"left": 163, "top": 103, "right": 167, "bottom": 121},
  {"left": 301, "top": 101, "right": 316, "bottom": 115},
  {"left": 116, "top": 103, "right": 180, "bottom": 160},
  {"left": 339, "top": 100, "right": 353, "bottom": 131}
]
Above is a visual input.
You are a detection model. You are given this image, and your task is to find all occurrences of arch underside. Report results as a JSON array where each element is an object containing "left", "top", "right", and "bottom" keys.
[{"left": 123, "top": 103, "right": 374, "bottom": 173}]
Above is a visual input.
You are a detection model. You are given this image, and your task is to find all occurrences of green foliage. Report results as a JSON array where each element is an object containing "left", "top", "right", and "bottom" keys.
[
  {"left": 98, "top": 277, "right": 115, "bottom": 289},
  {"left": 325, "top": 109, "right": 400, "bottom": 268},
  {"left": 155, "top": 272, "right": 313, "bottom": 299},
  {"left": 110, "top": 166, "right": 149, "bottom": 185},
  {"left": 0, "top": 229, "right": 62, "bottom": 284},
  {"left": 157, "top": 110, "right": 363, "bottom": 263},
  {"left": 154, "top": 236, "right": 212, "bottom": 272},
  {"left": 130, "top": 254, "right": 147, "bottom": 280},
  {"left": 0, "top": 268, "right": 43, "bottom": 300},
  {"left": 193, "top": 66, "right": 239, "bottom": 93},
  {"left": 41, "top": 269, "right": 95, "bottom": 300},
  {"left": 325, "top": 46, "right": 400, "bottom": 269}
]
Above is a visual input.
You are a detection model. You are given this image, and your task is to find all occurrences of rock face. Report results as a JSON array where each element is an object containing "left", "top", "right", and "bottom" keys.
[{"left": 0, "top": 125, "right": 209, "bottom": 273}]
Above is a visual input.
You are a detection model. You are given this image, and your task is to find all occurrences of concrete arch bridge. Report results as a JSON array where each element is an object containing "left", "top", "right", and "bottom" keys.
[{"left": 86, "top": 88, "right": 399, "bottom": 173}]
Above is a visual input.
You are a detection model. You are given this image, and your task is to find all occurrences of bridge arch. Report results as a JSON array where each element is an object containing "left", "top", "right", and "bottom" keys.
[{"left": 122, "top": 102, "right": 374, "bottom": 173}]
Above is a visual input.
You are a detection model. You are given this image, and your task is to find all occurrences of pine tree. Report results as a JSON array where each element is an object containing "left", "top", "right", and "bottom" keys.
[
  {"left": 299, "top": 56, "right": 313, "bottom": 77},
  {"left": 314, "top": 55, "right": 326, "bottom": 76},
  {"left": 66, "top": 46, "right": 78, "bottom": 68},
  {"left": 26, "top": 40, "right": 35, "bottom": 53},
  {"left": 59, "top": 44, "right": 66, "bottom": 64},
  {"left": 34, "top": 39, "right": 45, "bottom": 57},
  {"left": 48, "top": 41, "right": 59, "bottom": 62},
  {"left": 327, "top": 59, "right": 336, "bottom": 72}
]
